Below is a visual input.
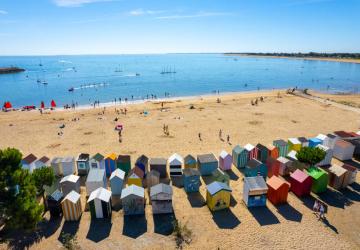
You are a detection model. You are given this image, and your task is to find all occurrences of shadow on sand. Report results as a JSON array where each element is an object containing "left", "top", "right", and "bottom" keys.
[
  {"left": 58, "top": 219, "right": 80, "bottom": 243},
  {"left": 153, "top": 213, "right": 176, "bottom": 236},
  {"left": 86, "top": 219, "right": 112, "bottom": 243},
  {"left": 249, "top": 206, "right": 280, "bottom": 226},
  {"left": 122, "top": 215, "right": 147, "bottom": 239},
  {"left": 201, "top": 176, "right": 215, "bottom": 185},
  {"left": 322, "top": 217, "right": 339, "bottom": 234},
  {"left": 276, "top": 203, "right": 303, "bottom": 222},
  {"left": 170, "top": 176, "right": 184, "bottom": 188},
  {"left": 317, "top": 188, "right": 353, "bottom": 209},
  {"left": 343, "top": 159, "right": 360, "bottom": 170},
  {"left": 211, "top": 208, "right": 240, "bottom": 229},
  {"left": 186, "top": 192, "right": 205, "bottom": 208},
  {"left": 227, "top": 169, "right": 239, "bottom": 181}
]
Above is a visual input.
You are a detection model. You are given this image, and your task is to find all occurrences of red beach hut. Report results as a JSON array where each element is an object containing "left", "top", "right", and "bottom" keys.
[
  {"left": 51, "top": 100, "right": 56, "bottom": 109},
  {"left": 289, "top": 169, "right": 312, "bottom": 197},
  {"left": 266, "top": 156, "right": 280, "bottom": 177},
  {"left": 266, "top": 176, "right": 290, "bottom": 205}
]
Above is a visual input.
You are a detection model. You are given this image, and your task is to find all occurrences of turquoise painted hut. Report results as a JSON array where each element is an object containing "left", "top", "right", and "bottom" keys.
[
  {"left": 256, "top": 143, "right": 269, "bottom": 163},
  {"left": 197, "top": 153, "right": 218, "bottom": 176},
  {"left": 183, "top": 168, "right": 201, "bottom": 193},
  {"left": 232, "top": 145, "right": 248, "bottom": 169},
  {"left": 244, "top": 159, "right": 267, "bottom": 179},
  {"left": 309, "top": 138, "right": 322, "bottom": 148},
  {"left": 273, "top": 139, "right": 289, "bottom": 157}
]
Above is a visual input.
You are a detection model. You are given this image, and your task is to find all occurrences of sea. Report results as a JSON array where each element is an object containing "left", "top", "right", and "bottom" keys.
[{"left": 1, "top": 54, "right": 360, "bottom": 108}]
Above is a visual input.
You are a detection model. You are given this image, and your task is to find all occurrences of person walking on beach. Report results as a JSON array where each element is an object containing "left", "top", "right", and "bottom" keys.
[
  {"left": 198, "top": 133, "right": 202, "bottom": 141},
  {"left": 313, "top": 200, "right": 319, "bottom": 217},
  {"left": 319, "top": 203, "right": 325, "bottom": 220},
  {"left": 227, "top": 135, "right": 230, "bottom": 144},
  {"left": 219, "top": 129, "right": 222, "bottom": 140}
]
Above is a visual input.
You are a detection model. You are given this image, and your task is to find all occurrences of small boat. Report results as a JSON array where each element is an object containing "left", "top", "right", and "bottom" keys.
[
  {"left": 136, "top": 73, "right": 140, "bottom": 76},
  {"left": 42, "top": 81, "right": 48, "bottom": 85},
  {"left": 68, "top": 87, "right": 74, "bottom": 92},
  {"left": 36, "top": 79, "right": 41, "bottom": 83}
]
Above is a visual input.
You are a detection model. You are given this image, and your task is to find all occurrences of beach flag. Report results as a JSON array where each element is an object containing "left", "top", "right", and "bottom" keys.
[{"left": 51, "top": 100, "right": 56, "bottom": 108}]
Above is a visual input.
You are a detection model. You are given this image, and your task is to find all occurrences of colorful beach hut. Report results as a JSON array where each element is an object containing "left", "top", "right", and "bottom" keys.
[
  {"left": 60, "top": 174, "right": 80, "bottom": 196},
  {"left": 316, "top": 134, "right": 328, "bottom": 143},
  {"left": 289, "top": 170, "right": 312, "bottom": 197},
  {"left": 104, "top": 153, "right": 117, "bottom": 176},
  {"left": 232, "top": 145, "right": 248, "bottom": 169},
  {"left": 211, "top": 168, "right": 230, "bottom": 185},
  {"left": 316, "top": 144, "right": 333, "bottom": 167},
  {"left": 76, "top": 153, "right": 90, "bottom": 176},
  {"left": 219, "top": 150, "right": 232, "bottom": 171},
  {"left": 46, "top": 189, "right": 63, "bottom": 217},
  {"left": 266, "top": 176, "right": 290, "bottom": 205},
  {"left": 286, "top": 150, "right": 298, "bottom": 161},
  {"left": 266, "top": 156, "right": 280, "bottom": 177},
  {"left": 86, "top": 168, "right": 106, "bottom": 196},
  {"left": 273, "top": 139, "right": 289, "bottom": 157},
  {"left": 21, "top": 154, "right": 37, "bottom": 173},
  {"left": 127, "top": 166, "right": 144, "bottom": 187},
  {"left": 117, "top": 154, "right": 131, "bottom": 175},
  {"left": 243, "top": 176, "right": 268, "bottom": 207},
  {"left": 288, "top": 138, "right": 302, "bottom": 152},
  {"left": 244, "top": 143, "right": 258, "bottom": 160},
  {"left": 168, "top": 153, "right": 183, "bottom": 177},
  {"left": 109, "top": 168, "right": 125, "bottom": 196},
  {"left": 34, "top": 156, "right": 50, "bottom": 171},
  {"left": 184, "top": 154, "right": 197, "bottom": 169},
  {"left": 268, "top": 145, "right": 279, "bottom": 159},
  {"left": 327, "top": 164, "right": 349, "bottom": 190},
  {"left": 348, "top": 139, "right": 360, "bottom": 159},
  {"left": 244, "top": 159, "right": 267, "bottom": 179},
  {"left": 341, "top": 164, "right": 357, "bottom": 184},
  {"left": 121, "top": 185, "right": 145, "bottom": 215},
  {"left": 135, "top": 154, "right": 149, "bottom": 173},
  {"left": 150, "top": 183, "right": 173, "bottom": 214},
  {"left": 197, "top": 153, "right": 218, "bottom": 176},
  {"left": 183, "top": 168, "right": 201, "bottom": 193},
  {"left": 278, "top": 156, "right": 293, "bottom": 176},
  {"left": 90, "top": 153, "right": 105, "bottom": 169},
  {"left": 333, "top": 140, "right": 355, "bottom": 161},
  {"left": 256, "top": 143, "right": 269, "bottom": 163},
  {"left": 150, "top": 158, "right": 167, "bottom": 178},
  {"left": 306, "top": 167, "right": 328, "bottom": 193},
  {"left": 62, "top": 191, "right": 82, "bottom": 221},
  {"left": 61, "top": 157, "right": 76, "bottom": 176},
  {"left": 51, "top": 157, "right": 63, "bottom": 176},
  {"left": 206, "top": 181, "right": 232, "bottom": 211},
  {"left": 146, "top": 170, "right": 160, "bottom": 189},
  {"left": 298, "top": 137, "right": 309, "bottom": 147},
  {"left": 309, "top": 138, "right": 322, "bottom": 148},
  {"left": 323, "top": 134, "right": 339, "bottom": 149},
  {"left": 87, "top": 187, "right": 112, "bottom": 219}
]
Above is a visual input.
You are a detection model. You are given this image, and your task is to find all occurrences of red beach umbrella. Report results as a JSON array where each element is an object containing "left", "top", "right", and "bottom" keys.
[
  {"left": 51, "top": 100, "right": 56, "bottom": 108},
  {"left": 40, "top": 101, "right": 45, "bottom": 109},
  {"left": 4, "top": 101, "right": 12, "bottom": 109}
]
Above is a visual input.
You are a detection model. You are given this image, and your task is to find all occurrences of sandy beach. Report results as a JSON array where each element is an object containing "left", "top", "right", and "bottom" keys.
[{"left": 0, "top": 90, "right": 359, "bottom": 249}]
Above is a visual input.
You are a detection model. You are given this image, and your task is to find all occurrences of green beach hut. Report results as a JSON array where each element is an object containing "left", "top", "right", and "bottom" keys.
[
  {"left": 211, "top": 168, "right": 230, "bottom": 185},
  {"left": 117, "top": 155, "right": 131, "bottom": 175},
  {"left": 305, "top": 167, "right": 329, "bottom": 193}
]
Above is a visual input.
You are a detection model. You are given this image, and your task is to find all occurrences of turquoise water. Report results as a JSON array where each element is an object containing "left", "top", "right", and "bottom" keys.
[{"left": 0, "top": 54, "right": 359, "bottom": 107}]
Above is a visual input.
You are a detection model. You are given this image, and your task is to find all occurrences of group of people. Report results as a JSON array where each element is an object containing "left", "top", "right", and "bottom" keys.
[
  {"left": 219, "top": 129, "right": 231, "bottom": 144},
  {"left": 313, "top": 199, "right": 326, "bottom": 220},
  {"left": 163, "top": 124, "right": 170, "bottom": 136},
  {"left": 251, "top": 96, "right": 265, "bottom": 106}
]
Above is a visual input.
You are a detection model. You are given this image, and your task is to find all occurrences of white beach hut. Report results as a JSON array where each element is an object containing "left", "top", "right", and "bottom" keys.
[
  {"left": 333, "top": 140, "right": 355, "bottom": 161},
  {"left": 34, "top": 156, "right": 50, "bottom": 171},
  {"left": 21, "top": 154, "right": 37, "bottom": 173},
  {"left": 168, "top": 153, "right": 183, "bottom": 177},
  {"left": 316, "top": 144, "right": 333, "bottom": 167},
  {"left": 61, "top": 157, "right": 76, "bottom": 176},
  {"left": 51, "top": 157, "right": 63, "bottom": 176},
  {"left": 87, "top": 187, "right": 112, "bottom": 219},
  {"left": 86, "top": 168, "right": 107, "bottom": 196},
  {"left": 110, "top": 168, "right": 125, "bottom": 196},
  {"left": 323, "top": 134, "right": 339, "bottom": 149}
]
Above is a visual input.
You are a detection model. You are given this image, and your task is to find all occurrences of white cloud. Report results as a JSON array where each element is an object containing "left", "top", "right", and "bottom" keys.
[
  {"left": 155, "top": 11, "right": 232, "bottom": 20},
  {"left": 128, "top": 9, "right": 165, "bottom": 16},
  {"left": 0, "top": 10, "right": 8, "bottom": 15},
  {"left": 53, "top": 0, "right": 113, "bottom": 7}
]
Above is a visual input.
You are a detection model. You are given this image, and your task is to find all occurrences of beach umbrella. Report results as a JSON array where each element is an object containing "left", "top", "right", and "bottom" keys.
[
  {"left": 4, "top": 101, "right": 12, "bottom": 109},
  {"left": 51, "top": 100, "right": 56, "bottom": 108},
  {"left": 41, "top": 101, "right": 45, "bottom": 109}
]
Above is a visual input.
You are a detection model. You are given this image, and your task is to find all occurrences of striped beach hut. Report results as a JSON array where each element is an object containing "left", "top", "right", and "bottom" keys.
[
  {"left": 110, "top": 168, "right": 125, "bottom": 195},
  {"left": 232, "top": 145, "right": 248, "bottom": 169},
  {"left": 184, "top": 154, "right": 197, "bottom": 169},
  {"left": 219, "top": 150, "right": 232, "bottom": 171},
  {"left": 268, "top": 145, "right": 279, "bottom": 160},
  {"left": 273, "top": 139, "right": 289, "bottom": 157},
  {"left": 104, "top": 153, "right": 117, "bottom": 176},
  {"left": 62, "top": 191, "right": 82, "bottom": 221},
  {"left": 135, "top": 155, "right": 149, "bottom": 173},
  {"left": 90, "top": 153, "right": 105, "bottom": 169},
  {"left": 288, "top": 138, "right": 302, "bottom": 152},
  {"left": 197, "top": 153, "right": 218, "bottom": 176},
  {"left": 244, "top": 143, "right": 258, "bottom": 160},
  {"left": 87, "top": 187, "right": 112, "bottom": 219},
  {"left": 117, "top": 155, "right": 131, "bottom": 175},
  {"left": 256, "top": 143, "right": 269, "bottom": 163},
  {"left": 316, "top": 144, "right": 333, "bottom": 167},
  {"left": 168, "top": 153, "right": 183, "bottom": 177}
]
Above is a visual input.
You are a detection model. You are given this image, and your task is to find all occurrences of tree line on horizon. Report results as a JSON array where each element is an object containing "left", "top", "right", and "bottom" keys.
[{"left": 225, "top": 52, "right": 360, "bottom": 59}]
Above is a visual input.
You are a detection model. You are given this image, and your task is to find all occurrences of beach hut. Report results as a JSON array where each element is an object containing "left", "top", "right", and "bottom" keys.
[
  {"left": 323, "top": 134, "right": 339, "bottom": 149},
  {"left": 104, "top": 153, "right": 117, "bottom": 176},
  {"left": 197, "top": 153, "right": 218, "bottom": 176},
  {"left": 266, "top": 157, "right": 280, "bottom": 177},
  {"left": 150, "top": 183, "right": 173, "bottom": 214},
  {"left": 316, "top": 134, "right": 328, "bottom": 143},
  {"left": 61, "top": 157, "right": 76, "bottom": 176},
  {"left": 268, "top": 145, "right": 279, "bottom": 159},
  {"left": 278, "top": 156, "right": 293, "bottom": 176},
  {"left": 146, "top": 170, "right": 160, "bottom": 189},
  {"left": 62, "top": 191, "right": 82, "bottom": 221},
  {"left": 121, "top": 185, "right": 145, "bottom": 215},
  {"left": 51, "top": 157, "right": 63, "bottom": 176},
  {"left": 150, "top": 158, "right": 167, "bottom": 178},
  {"left": 266, "top": 176, "right": 290, "bottom": 205},
  {"left": 46, "top": 189, "right": 63, "bottom": 217},
  {"left": 288, "top": 138, "right": 302, "bottom": 152},
  {"left": 21, "top": 154, "right": 37, "bottom": 173},
  {"left": 34, "top": 156, "right": 50, "bottom": 171},
  {"left": 127, "top": 166, "right": 144, "bottom": 187},
  {"left": 309, "top": 138, "right": 322, "bottom": 148},
  {"left": 244, "top": 143, "right": 258, "bottom": 160},
  {"left": 341, "top": 164, "right": 357, "bottom": 184},
  {"left": 76, "top": 153, "right": 90, "bottom": 176},
  {"left": 256, "top": 143, "right": 269, "bottom": 163},
  {"left": 211, "top": 168, "right": 230, "bottom": 185},
  {"left": 219, "top": 150, "right": 232, "bottom": 171},
  {"left": 60, "top": 174, "right": 80, "bottom": 196},
  {"left": 244, "top": 159, "right": 267, "bottom": 179},
  {"left": 243, "top": 176, "right": 268, "bottom": 207},
  {"left": 347, "top": 139, "right": 360, "bottom": 159},
  {"left": 117, "top": 155, "right": 131, "bottom": 175},
  {"left": 135, "top": 154, "right": 149, "bottom": 173},
  {"left": 232, "top": 145, "right": 248, "bottom": 169},
  {"left": 183, "top": 168, "right": 201, "bottom": 193},
  {"left": 168, "top": 153, "right": 183, "bottom": 177},
  {"left": 298, "top": 137, "right": 309, "bottom": 147},
  {"left": 109, "top": 168, "right": 125, "bottom": 196},
  {"left": 333, "top": 140, "right": 355, "bottom": 160},
  {"left": 316, "top": 145, "right": 333, "bottom": 167},
  {"left": 305, "top": 167, "right": 328, "bottom": 193},
  {"left": 334, "top": 130, "right": 354, "bottom": 138},
  {"left": 286, "top": 150, "right": 298, "bottom": 161},
  {"left": 51, "top": 99, "right": 56, "bottom": 109},
  {"left": 87, "top": 187, "right": 112, "bottom": 219},
  {"left": 206, "top": 181, "right": 232, "bottom": 211},
  {"left": 273, "top": 139, "right": 289, "bottom": 157},
  {"left": 184, "top": 154, "right": 197, "bottom": 169},
  {"left": 327, "top": 164, "right": 349, "bottom": 190},
  {"left": 86, "top": 168, "right": 106, "bottom": 196},
  {"left": 90, "top": 153, "right": 105, "bottom": 169},
  {"left": 289, "top": 169, "right": 312, "bottom": 197}
]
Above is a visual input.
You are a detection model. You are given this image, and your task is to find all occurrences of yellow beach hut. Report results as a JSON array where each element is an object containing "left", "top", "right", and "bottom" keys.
[
  {"left": 206, "top": 181, "right": 232, "bottom": 211},
  {"left": 61, "top": 191, "right": 82, "bottom": 221},
  {"left": 288, "top": 138, "right": 302, "bottom": 152},
  {"left": 127, "top": 166, "right": 144, "bottom": 187}
]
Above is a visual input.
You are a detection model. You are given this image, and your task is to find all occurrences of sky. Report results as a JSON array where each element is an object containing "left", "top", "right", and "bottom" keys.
[{"left": 0, "top": 0, "right": 359, "bottom": 55}]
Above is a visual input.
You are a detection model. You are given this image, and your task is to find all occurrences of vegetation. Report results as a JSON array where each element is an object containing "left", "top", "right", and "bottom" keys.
[
  {"left": 0, "top": 67, "right": 25, "bottom": 74},
  {"left": 0, "top": 148, "right": 44, "bottom": 230},
  {"left": 225, "top": 52, "right": 360, "bottom": 59},
  {"left": 173, "top": 219, "right": 192, "bottom": 249},
  {"left": 296, "top": 147, "right": 326, "bottom": 166},
  {"left": 32, "top": 167, "right": 55, "bottom": 210},
  {"left": 60, "top": 232, "right": 79, "bottom": 250}
]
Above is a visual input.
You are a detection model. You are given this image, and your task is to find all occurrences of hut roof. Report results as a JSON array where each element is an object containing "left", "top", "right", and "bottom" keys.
[
  {"left": 150, "top": 158, "right": 167, "bottom": 165},
  {"left": 197, "top": 153, "right": 217, "bottom": 164},
  {"left": 51, "top": 157, "right": 63, "bottom": 164},
  {"left": 136, "top": 154, "right": 148, "bottom": 164},
  {"left": 118, "top": 154, "right": 130, "bottom": 162},
  {"left": 129, "top": 166, "right": 144, "bottom": 179},
  {"left": 63, "top": 190, "right": 80, "bottom": 204},
  {"left": 147, "top": 170, "right": 160, "bottom": 178},
  {"left": 306, "top": 167, "right": 326, "bottom": 180},
  {"left": 110, "top": 168, "right": 125, "bottom": 180},
  {"left": 334, "top": 131, "right": 353, "bottom": 138},
  {"left": 327, "top": 133, "right": 337, "bottom": 139},
  {"left": 267, "top": 176, "right": 288, "bottom": 190},
  {"left": 219, "top": 150, "right": 231, "bottom": 159},
  {"left": 273, "top": 139, "right": 287, "bottom": 146},
  {"left": 48, "top": 189, "right": 63, "bottom": 202},
  {"left": 335, "top": 139, "right": 352, "bottom": 148},
  {"left": 60, "top": 174, "right": 79, "bottom": 184},
  {"left": 328, "top": 164, "right": 347, "bottom": 177},
  {"left": 278, "top": 156, "right": 291, "bottom": 164},
  {"left": 121, "top": 184, "right": 144, "bottom": 199},
  {"left": 287, "top": 150, "right": 298, "bottom": 161},
  {"left": 247, "top": 159, "right": 262, "bottom": 168},
  {"left": 150, "top": 183, "right": 173, "bottom": 197},
  {"left": 86, "top": 169, "right": 105, "bottom": 183},
  {"left": 106, "top": 153, "right": 117, "bottom": 160},
  {"left": 212, "top": 168, "right": 229, "bottom": 178},
  {"left": 77, "top": 153, "right": 90, "bottom": 161},
  {"left": 244, "top": 143, "right": 255, "bottom": 151},
  {"left": 184, "top": 154, "right": 196, "bottom": 163},
  {"left": 232, "top": 145, "right": 244, "bottom": 154},
  {"left": 298, "top": 137, "right": 308, "bottom": 144},
  {"left": 316, "top": 144, "right": 330, "bottom": 152},
  {"left": 256, "top": 143, "right": 268, "bottom": 151},
  {"left": 91, "top": 153, "right": 104, "bottom": 161},
  {"left": 288, "top": 138, "right": 301, "bottom": 144},
  {"left": 88, "top": 187, "right": 111, "bottom": 203},
  {"left": 309, "top": 137, "right": 322, "bottom": 144},
  {"left": 62, "top": 157, "right": 74, "bottom": 163},
  {"left": 38, "top": 156, "right": 50, "bottom": 164},
  {"left": 22, "top": 154, "right": 37, "bottom": 164},
  {"left": 182, "top": 168, "right": 200, "bottom": 177},
  {"left": 244, "top": 176, "right": 268, "bottom": 191},
  {"left": 290, "top": 169, "right": 309, "bottom": 183},
  {"left": 316, "top": 134, "right": 327, "bottom": 141},
  {"left": 168, "top": 153, "right": 184, "bottom": 165},
  {"left": 207, "top": 181, "right": 232, "bottom": 196}
]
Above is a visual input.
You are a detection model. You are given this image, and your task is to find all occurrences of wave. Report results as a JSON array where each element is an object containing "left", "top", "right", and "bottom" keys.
[{"left": 58, "top": 60, "right": 73, "bottom": 64}]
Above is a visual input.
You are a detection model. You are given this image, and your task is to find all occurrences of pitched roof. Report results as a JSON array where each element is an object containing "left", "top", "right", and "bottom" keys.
[
  {"left": 197, "top": 153, "right": 217, "bottom": 164},
  {"left": 60, "top": 174, "right": 80, "bottom": 184},
  {"left": 212, "top": 168, "right": 229, "bottom": 178},
  {"left": 168, "top": 153, "right": 184, "bottom": 165},
  {"left": 117, "top": 154, "right": 131, "bottom": 162},
  {"left": 247, "top": 159, "right": 262, "bottom": 168},
  {"left": 267, "top": 176, "right": 289, "bottom": 190},
  {"left": 277, "top": 156, "right": 291, "bottom": 164},
  {"left": 38, "top": 156, "right": 50, "bottom": 164},
  {"left": 128, "top": 166, "right": 144, "bottom": 179},
  {"left": 150, "top": 158, "right": 167, "bottom": 165},
  {"left": 288, "top": 138, "right": 301, "bottom": 144},
  {"left": 86, "top": 169, "right": 105, "bottom": 183},
  {"left": 61, "top": 156, "right": 74, "bottom": 163},
  {"left": 256, "top": 143, "right": 268, "bottom": 152},
  {"left": 219, "top": 150, "right": 231, "bottom": 159},
  {"left": 77, "top": 153, "right": 90, "bottom": 161},
  {"left": 335, "top": 139, "right": 353, "bottom": 148},
  {"left": 244, "top": 176, "right": 268, "bottom": 191},
  {"left": 136, "top": 154, "right": 148, "bottom": 164},
  {"left": 309, "top": 137, "right": 322, "bottom": 144},
  {"left": 328, "top": 164, "right": 347, "bottom": 177},
  {"left": 327, "top": 133, "right": 337, "bottom": 139},
  {"left": 87, "top": 187, "right": 111, "bottom": 203},
  {"left": 244, "top": 143, "right": 255, "bottom": 151},
  {"left": 184, "top": 154, "right": 196, "bottom": 164},
  {"left": 121, "top": 184, "right": 144, "bottom": 199},
  {"left": 334, "top": 131, "right": 353, "bottom": 138},
  {"left": 22, "top": 154, "right": 37, "bottom": 164},
  {"left": 48, "top": 189, "right": 63, "bottom": 202},
  {"left": 273, "top": 139, "right": 287, "bottom": 146},
  {"left": 150, "top": 183, "right": 173, "bottom": 197},
  {"left": 298, "top": 137, "right": 308, "bottom": 143},
  {"left": 62, "top": 190, "right": 80, "bottom": 204},
  {"left": 91, "top": 153, "right": 104, "bottom": 162},
  {"left": 232, "top": 145, "right": 244, "bottom": 154},
  {"left": 316, "top": 134, "right": 327, "bottom": 141},
  {"left": 306, "top": 167, "right": 326, "bottom": 180},
  {"left": 106, "top": 153, "right": 117, "bottom": 160},
  {"left": 110, "top": 168, "right": 125, "bottom": 180},
  {"left": 287, "top": 150, "right": 298, "bottom": 161},
  {"left": 290, "top": 169, "right": 310, "bottom": 183},
  {"left": 51, "top": 157, "right": 63, "bottom": 164},
  {"left": 207, "top": 181, "right": 232, "bottom": 196},
  {"left": 182, "top": 168, "right": 200, "bottom": 177}
]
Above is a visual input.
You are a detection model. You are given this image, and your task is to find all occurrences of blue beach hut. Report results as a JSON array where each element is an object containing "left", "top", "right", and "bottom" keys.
[
  {"left": 243, "top": 176, "right": 268, "bottom": 207},
  {"left": 244, "top": 159, "right": 268, "bottom": 179},
  {"left": 197, "top": 153, "right": 218, "bottom": 176},
  {"left": 232, "top": 145, "right": 248, "bottom": 169},
  {"left": 309, "top": 138, "right": 322, "bottom": 148},
  {"left": 183, "top": 168, "right": 201, "bottom": 193}
]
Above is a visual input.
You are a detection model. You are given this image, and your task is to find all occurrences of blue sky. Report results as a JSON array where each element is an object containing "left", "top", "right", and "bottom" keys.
[{"left": 0, "top": 0, "right": 359, "bottom": 55}]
